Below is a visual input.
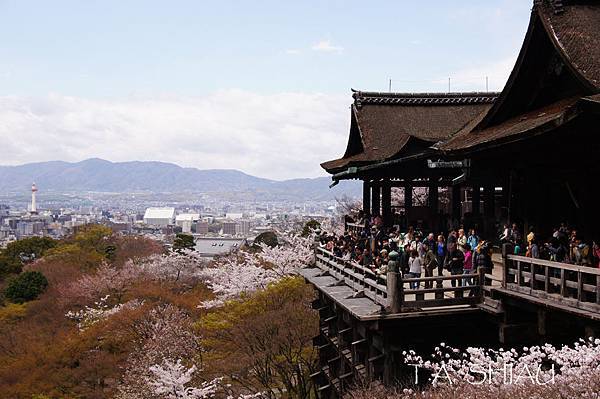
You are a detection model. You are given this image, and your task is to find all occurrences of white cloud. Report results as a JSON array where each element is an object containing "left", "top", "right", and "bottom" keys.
[
  {"left": 0, "top": 91, "right": 351, "bottom": 180},
  {"left": 448, "top": 56, "right": 516, "bottom": 92},
  {"left": 311, "top": 40, "right": 344, "bottom": 54}
]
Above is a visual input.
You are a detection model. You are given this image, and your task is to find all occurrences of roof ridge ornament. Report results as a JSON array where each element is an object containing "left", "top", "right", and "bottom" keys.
[{"left": 552, "top": 0, "right": 564, "bottom": 14}]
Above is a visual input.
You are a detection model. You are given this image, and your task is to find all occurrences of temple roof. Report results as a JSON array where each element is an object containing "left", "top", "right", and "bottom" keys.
[
  {"left": 539, "top": 0, "right": 600, "bottom": 90},
  {"left": 436, "top": 96, "right": 580, "bottom": 151},
  {"left": 321, "top": 92, "right": 497, "bottom": 174},
  {"left": 436, "top": 0, "right": 600, "bottom": 153}
]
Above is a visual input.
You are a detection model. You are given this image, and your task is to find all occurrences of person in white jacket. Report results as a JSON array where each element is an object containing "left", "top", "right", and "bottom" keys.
[{"left": 408, "top": 250, "right": 422, "bottom": 289}]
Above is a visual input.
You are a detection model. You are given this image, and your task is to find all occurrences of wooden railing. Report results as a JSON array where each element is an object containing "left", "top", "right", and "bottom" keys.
[
  {"left": 315, "top": 247, "right": 388, "bottom": 307},
  {"left": 344, "top": 222, "right": 364, "bottom": 235},
  {"left": 315, "top": 247, "right": 484, "bottom": 312},
  {"left": 503, "top": 254, "right": 600, "bottom": 313}
]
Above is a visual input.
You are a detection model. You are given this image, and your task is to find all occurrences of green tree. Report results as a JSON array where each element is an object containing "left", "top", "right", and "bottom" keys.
[
  {"left": 0, "top": 237, "right": 57, "bottom": 278},
  {"left": 199, "top": 277, "right": 318, "bottom": 398},
  {"left": 4, "top": 271, "right": 49, "bottom": 303},
  {"left": 254, "top": 231, "right": 278, "bottom": 248},
  {"left": 173, "top": 233, "right": 195, "bottom": 253},
  {"left": 302, "top": 220, "right": 321, "bottom": 237}
]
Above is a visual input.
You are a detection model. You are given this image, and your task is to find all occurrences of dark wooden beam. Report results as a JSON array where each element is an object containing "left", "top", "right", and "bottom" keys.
[
  {"left": 362, "top": 181, "right": 371, "bottom": 215},
  {"left": 372, "top": 183, "right": 381, "bottom": 216}
]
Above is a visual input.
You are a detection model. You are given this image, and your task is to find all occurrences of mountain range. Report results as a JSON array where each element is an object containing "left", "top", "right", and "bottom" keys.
[{"left": 0, "top": 159, "right": 360, "bottom": 200}]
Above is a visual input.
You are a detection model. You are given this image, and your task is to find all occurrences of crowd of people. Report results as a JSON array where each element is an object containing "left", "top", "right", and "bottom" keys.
[
  {"left": 501, "top": 222, "right": 600, "bottom": 268},
  {"left": 317, "top": 213, "right": 600, "bottom": 289},
  {"left": 318, "top": 212, "right": 494, "bottom": 289}
]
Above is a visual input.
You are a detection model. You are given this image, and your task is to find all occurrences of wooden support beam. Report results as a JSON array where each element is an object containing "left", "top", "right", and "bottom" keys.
[
  {"left": 404, "top": 184, "right": 412, "bottom": 212},
  {"left": 452, "top": 185, "right": 461, "bottom": 222},
  {"left": 381, "top": 181, "right": 392, "bottom": 227},
  {"left": 372, "top": 183, "right": 381, "bottom": 216},
  {"left": 362, "top": 181, "right": 371, "bottom": 215},
  {"left": 484, "top": 184, "right": 495, "bottom": 218},
  {"left": 472, "top": 185, "right": 481, "bottom": 215}
]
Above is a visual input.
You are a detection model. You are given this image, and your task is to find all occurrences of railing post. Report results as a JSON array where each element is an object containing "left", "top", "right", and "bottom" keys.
[
  {"left": 577, "top": 270, "right": 583, "bottom": 302},
  {"left": 530, "top": 260, "right": 536, "bottom": 293},
  {"left": 502, "top": 243, "right": 512, "bottom": 287},
  {"left": 478, "top": 266, "right": 486, "bottom": 302},
  {"left": 596, "top": 275, "right": 600, "bottom": 305},
  {"left": 386, "top": 272, "right": 402, "bottom": 313},
  {"left": 435, "top": 276, "right": 444, "bottom": 299},
  {"left": 560, "top": 269, "right": 567, "bottom": 297}
]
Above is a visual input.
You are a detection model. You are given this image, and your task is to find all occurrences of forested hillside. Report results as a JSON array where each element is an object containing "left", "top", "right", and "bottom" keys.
[{"left": 0, "top": 225, "right": 318, "bottom": 398}]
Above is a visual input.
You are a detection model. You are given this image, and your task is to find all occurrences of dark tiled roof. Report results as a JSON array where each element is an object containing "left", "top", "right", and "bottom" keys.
[
  {"left": 435, "top": 1, "right": 600, "bottom": 153},
  {"left": 321, "top": 92, "right": 498, "bottom": 173},
  {"left": 352, "top": 91, "right": 498, "bottom": 106},
  {"left": 539, "top": 0, "right": 600, "bottom": 90},
  {"left": 437, "top": 97, "right": 579, "bottom": 151}
]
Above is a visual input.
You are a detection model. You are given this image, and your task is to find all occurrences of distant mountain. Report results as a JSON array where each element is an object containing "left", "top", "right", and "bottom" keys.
[{"left": 0, "top": 159, "right": 360, "bottom": 200}]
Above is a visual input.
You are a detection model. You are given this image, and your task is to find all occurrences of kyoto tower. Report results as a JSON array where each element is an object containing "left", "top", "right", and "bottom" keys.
[{"left": 30, "top": 182, "right": 38, "bottom": 214}]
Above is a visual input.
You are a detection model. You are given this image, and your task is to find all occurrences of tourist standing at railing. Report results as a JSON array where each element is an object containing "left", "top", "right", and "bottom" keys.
[
  {"left": 593, "top": 241, "right": 600, "bottom": 268},
  {"left": 445, "top": 246, "right": 464, "bottom": 287},
  {"left": 447, "top": 230, "right": 457, "bottom": 252},
  {"left": 424, "top": 233, "right": 436, "bottom": 252},
  {"left": 400, "top": 243, "right": 411, "bottom": 274},
  {"left": 457, "top": 229, "right": 467, "bottom": 252},
  {"left": 528, "top": 239, "right": 540, "bottom": 259},
  {"left": 408, "top": 250, "right": 422, "bottom": 289},
  {"left": 436, "top": 235, "right": 446, "bottom": 277},
  {"left": 475, "top": 240, "right": 493, "bottom": 272},
  {"left": 500, "top": 224, "right": 510, "bottom": 243},
  {"left": 422, "top": 243, "right": 437, "bottom": 288},
  {"left": 462, "top": 243, "right": 474, "bottom": 286},
  {"left": 467, "top": 229, "right": 479, "bottom": 252}
]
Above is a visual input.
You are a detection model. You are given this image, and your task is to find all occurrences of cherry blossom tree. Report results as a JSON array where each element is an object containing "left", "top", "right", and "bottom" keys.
[
  {"left": 257, "top": 234, "right": 314, "bottom": 277},
  {"left": 115, "top": 304, "right": 202, "bottom": 399},
  {"left": 148, "top": 359, "right": 221, "bottom": 399},
  {"left": 198, "top": 253, "right": 277, "bottom": 309},
  {"left": 390, "top": 338, "right": 600, "bottom": 399}
]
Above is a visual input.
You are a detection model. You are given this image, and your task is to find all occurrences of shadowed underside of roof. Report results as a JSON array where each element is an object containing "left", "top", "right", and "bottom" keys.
[{"left": 321, "top": 92, "right": 497, "bottom": 173}]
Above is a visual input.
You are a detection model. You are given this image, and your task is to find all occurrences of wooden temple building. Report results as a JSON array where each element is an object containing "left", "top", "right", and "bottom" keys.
[
  {"left": 322, "top": 0, "right": 600, "bottom": 240},
  {"left": 306, "top": 1, "right": 600, "bottom": 396}
]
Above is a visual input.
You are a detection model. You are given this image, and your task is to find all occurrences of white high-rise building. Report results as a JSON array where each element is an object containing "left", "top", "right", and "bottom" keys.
[{"left": 30, "top": 183, "right": 38, "bottom": 214}]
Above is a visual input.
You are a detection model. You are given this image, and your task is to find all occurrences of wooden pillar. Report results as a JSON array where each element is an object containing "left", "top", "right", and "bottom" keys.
[
  {"left": 404, "top": 183, "right": 412, "bottom": 212},
  {"left": 452, "top": 185, "right": 461, "bottom": 223},
  {"left": 472, "top": 185, "right": 481, "bottom": 216},
  {"left": 362, "top": 180, "right": 371, "bottom": 215},
  {"left": 484, "top": 185, "right": 495, "bottom": 218},
  {"left": 429, "top": 183, "right": 439, "bottom": 232},
  {"left": 381, "top": 181, "right": 392, "bottom": 227},
  {"left": 386, "top": 272, "right": 401, "bottom": 313},
  {"left": 372, "top": 183, "right": 381, "bottom": 216}
]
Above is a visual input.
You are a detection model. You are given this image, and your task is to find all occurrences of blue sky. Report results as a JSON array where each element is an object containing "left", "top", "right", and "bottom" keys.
[{"left": 0, "top": 1, "right": 532, "bottom": 179}]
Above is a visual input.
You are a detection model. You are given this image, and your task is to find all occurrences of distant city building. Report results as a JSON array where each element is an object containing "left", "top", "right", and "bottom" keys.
[
  {"left": 196, "top": 221, "right": 209, "bottom": 235},
  {"left": 143, "top": 207, "right": 175, "bottom": 226},
  {"left": 236, "top": 220, "right": 251, "bottom": 235},
  {"left": 222, "top": 221, "right": 237, "bottom": 235},
  {"left": 225, "top": 212, "right": 243, "bottom": 220},
  {"left": 194, "top": 237, "right": 246, "bottom": 257},
  {"left": 176, "top": 213, "right": 200, "bottom": 233}
]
